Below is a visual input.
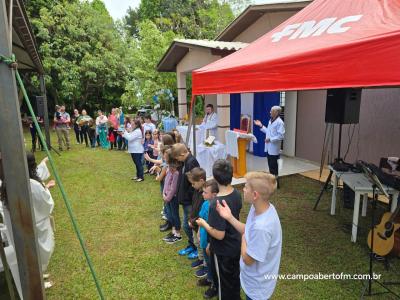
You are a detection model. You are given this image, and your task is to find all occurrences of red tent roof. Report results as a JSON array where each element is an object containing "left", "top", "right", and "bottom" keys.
[{"left": 192, "top": 0, "right": 400, "bottom": 95}]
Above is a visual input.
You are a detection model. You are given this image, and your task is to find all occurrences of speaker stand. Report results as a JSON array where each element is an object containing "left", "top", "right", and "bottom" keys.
[{"left": 314, "top": 123, "right": 343, "bottom": 210}]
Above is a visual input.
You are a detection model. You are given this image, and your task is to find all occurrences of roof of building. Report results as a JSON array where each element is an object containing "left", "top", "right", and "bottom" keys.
[
  {"left": 157, "top": 1, "right": 311, "bottom": 73},
  {"left": 157, "top": 39, "right": 248, "bottom": 72},
  {"left": 216, "top": 1, "right": 312, "bottom": 41},
  {"left": 9, "top": 0, "right": 44, "bottom": 74}
]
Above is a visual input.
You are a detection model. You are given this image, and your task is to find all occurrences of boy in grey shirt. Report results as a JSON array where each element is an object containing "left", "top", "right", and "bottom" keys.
[{"left": 216, "top": 171, "right": 282, "bottom": 300}]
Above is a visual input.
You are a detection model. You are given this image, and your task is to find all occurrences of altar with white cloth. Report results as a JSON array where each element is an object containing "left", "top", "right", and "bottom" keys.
[
  {"left": 176, "top": 125, "right": 205, "bottom": 151},
  {"left": 225, "top": 130, "right": 257, "bottom": 178},
  {"left": 196, "top": 141, "right": 226, "bottom": 177},
  {"left": 225, "top": 130, "right": 257, "bottom": 158}
]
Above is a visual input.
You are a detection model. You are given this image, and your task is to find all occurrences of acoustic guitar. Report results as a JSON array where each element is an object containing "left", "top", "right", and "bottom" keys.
[
  {"left": 392, "top": 213, "right": 400, "bottom": 257},
  {"left": 367, "top": 203, "right": 400, "bottom": 256}
]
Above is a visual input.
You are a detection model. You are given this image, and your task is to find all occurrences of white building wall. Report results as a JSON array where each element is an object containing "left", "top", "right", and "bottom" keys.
[
  {"left": 240, "top": 93, "right": 254, "bottom": 152},
  {"left": 282, "top": 91, "right": 297, "bottom": 157}
]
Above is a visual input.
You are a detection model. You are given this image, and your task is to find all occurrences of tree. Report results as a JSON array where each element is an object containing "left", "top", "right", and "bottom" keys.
[
  {"left": 223, "top": 0, "right": 253, "bottom": 16},
  {"left": 121, "top": 20, "right": 176, "bottom": 109},
  {"left": 26, "top": 0, "right": 129, "bottom": 112},
  {"left": 24, "top": 0, "right": 62, "bottom": 18},
  {"left": 125, "top": 0, "right": 234, "bottom": 39},
  {"left": 121, "top": 0, "right": 236, "bottom": 113}
]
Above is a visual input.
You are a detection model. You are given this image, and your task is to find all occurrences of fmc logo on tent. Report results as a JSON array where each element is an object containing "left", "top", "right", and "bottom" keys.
[{"left": 271, "top": 15, "right": 363, "bottom": 42}]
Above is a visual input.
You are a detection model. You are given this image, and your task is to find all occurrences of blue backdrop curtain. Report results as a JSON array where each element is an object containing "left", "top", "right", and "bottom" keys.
[
  {"left": 230, "top": 93, "right": 241, "bottom": 130},
  {"left": 253, "top": 92, "right": 280, "bottom": 157}
]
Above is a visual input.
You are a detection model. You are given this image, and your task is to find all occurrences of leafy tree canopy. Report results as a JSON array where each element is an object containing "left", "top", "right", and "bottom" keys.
[
  {"left": 125, "top": 0, "right": 235, "bottom": 40},
  {"left": 121, "top": 20, "right": 176, "bottom": 108},
  {"left": 26, "top": 0, "right": 129, "bottom": 112},
  {"left": 23, "top": 0, "right": 250, "bottom": 114}
]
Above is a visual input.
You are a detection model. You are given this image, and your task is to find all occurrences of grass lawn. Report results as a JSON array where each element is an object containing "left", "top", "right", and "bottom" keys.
[{"left": 1, "top": 132, "right": 399, "bottom": 299}]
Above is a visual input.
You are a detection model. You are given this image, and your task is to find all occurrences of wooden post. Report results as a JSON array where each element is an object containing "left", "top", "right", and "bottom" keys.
[
  {"left": 39, "top": 75, "right": 51, "bottom": 148},
  {"left": 192, "top": 98, "right": 196, "bottom": 157},
  {"left": 0, "top": 0, "right": 46, "bottom": 298}
]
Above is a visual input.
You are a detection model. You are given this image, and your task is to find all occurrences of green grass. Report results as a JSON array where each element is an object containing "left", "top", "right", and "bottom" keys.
[{"left": 1, "top": 132, "right": 400, "bottom": 299}]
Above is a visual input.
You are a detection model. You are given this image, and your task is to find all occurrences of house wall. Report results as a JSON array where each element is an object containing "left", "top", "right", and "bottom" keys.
[
  {"left": 177, "top": 48, "right": 221, "bottom": 74},
  {"left": 176, "top": 48, "right": 222, "bottom": 118},
  {"left": 241, "top": 93, "right": 254, "bottom": 152},
  {"left": 217, "top": 94, "right": 230, "bottom": 142},
  {"left": 296, "top": 90, "right": 327, "bottom": 162},
  {"left": 233, "top": 11, "right": 300, "bottom": 43},
  {"left": 205, "top": 94, "right": 217, "bottom": 112},
  {"left": 282, "top": 91, "right": 297, "bottom": 157},
  {"left": 296, "top": 88, "right": 400, "bottom": 165}
]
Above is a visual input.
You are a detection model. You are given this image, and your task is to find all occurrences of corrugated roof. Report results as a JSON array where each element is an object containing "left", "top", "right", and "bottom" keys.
[
  {"left": 157, "top": 39, "right": 248, "bottom": 72},
  {"left": 174, "top": 39, "right": 248, "bottom": 51}
]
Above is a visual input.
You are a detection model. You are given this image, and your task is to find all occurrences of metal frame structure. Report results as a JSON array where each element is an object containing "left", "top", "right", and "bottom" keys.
[{"left": 0, "top": 0, "right": 47, "bottom": 298}]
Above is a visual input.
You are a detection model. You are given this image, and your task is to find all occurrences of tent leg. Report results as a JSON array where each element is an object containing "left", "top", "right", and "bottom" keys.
[{"left": 0, "top": 0, "right": 46, "bottom": 298}]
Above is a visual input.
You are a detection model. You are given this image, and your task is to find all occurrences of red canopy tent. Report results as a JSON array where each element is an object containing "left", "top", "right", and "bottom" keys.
[{"left": 192, "top": 0, "right": 400, "bottom": 95}]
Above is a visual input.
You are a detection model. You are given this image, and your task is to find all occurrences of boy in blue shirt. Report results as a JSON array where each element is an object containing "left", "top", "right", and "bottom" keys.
[
  {"left": 197, "top": 159, "right": 242, "bottom": 299},
  {"left": 196, "top": 179, "right": 219, "bottom": 287}
]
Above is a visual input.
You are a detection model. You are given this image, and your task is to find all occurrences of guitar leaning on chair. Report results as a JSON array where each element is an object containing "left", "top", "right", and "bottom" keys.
[{"left": 367, "top": 204, "right": 400, "bottom": 256}]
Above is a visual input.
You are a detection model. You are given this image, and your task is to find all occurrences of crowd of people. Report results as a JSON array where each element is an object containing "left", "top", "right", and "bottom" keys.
[
  {"left": 52, "top": 105, "right": 129, "bottom": 151},
  {"left": 20, "top": 103, "right": 285, "bottom": 299},
  {"left": 131, "top": 129, "right": 283, "bottom": 300}
]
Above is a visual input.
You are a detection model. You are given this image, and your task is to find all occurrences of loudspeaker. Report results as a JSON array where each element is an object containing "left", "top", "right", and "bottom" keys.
[
  {"left": 36, "top": 96, "right": 45, "bottom": 117},
  {"left": 325, "top": 88, "right": 361, "bottom": 124}
]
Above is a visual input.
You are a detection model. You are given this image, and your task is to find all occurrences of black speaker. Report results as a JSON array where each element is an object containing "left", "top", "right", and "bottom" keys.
[
  {"left": 325, "top": 88, "right": 361, "bottom": 124},
  {"left": 36, "top": 96, "right": 45, "bottom": 117}
]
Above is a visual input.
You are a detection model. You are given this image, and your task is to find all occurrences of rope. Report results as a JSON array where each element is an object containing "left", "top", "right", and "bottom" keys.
[
  {"left": 0, "top": 54, "right": 17, "bottom": 69},
  {"left": 0, "top": 54, "right": 105, "bottom": 299}
]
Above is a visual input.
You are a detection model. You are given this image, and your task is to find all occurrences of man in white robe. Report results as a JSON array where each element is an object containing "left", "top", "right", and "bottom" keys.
[
  {"left": 0, "top": 155, "right": 55, "bottom": 298},
  {"left": 199, "top": 104, "right": 218, "bottom": 140}
]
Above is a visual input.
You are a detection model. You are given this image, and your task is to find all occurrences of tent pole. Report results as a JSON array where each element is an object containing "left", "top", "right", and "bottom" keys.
[
  {"left": 192, "top": 99, "right": 196, "bottom": 157},
  {"left": 0, "top": 0, "right": 46, "bottom": 298},
  {"left": 8, "top": 0, "right": 12, "bottom": 50}
]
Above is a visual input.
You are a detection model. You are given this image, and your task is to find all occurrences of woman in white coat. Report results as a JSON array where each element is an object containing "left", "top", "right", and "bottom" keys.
[{"left": 123, "top": 119, "right": 145, "bottom": 182}]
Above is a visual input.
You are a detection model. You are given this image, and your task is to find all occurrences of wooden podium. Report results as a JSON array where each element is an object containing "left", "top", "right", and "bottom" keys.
[
  {"left": 232, "top": 138, "right": 249, "bottom": 178},
  {"left": 226, "top": 130, "right": 257, "bottom": 178}
]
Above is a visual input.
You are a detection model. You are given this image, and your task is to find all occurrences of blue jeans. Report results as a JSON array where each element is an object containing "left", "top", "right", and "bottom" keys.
[
  {"left": 165, "top": 196, "right": 181, "bottom": 230},
  {"left": 203, "top": 249, "right": 213, "bottom": 283},
  {"left": 182, "top": 204, "right": 194, "bottom": 248},
  {"left": 116, "top": 135, "right": 124, "bottom": 149},
  {"left": 131, "top": 153, "right": 144, "bottom": 179}
]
